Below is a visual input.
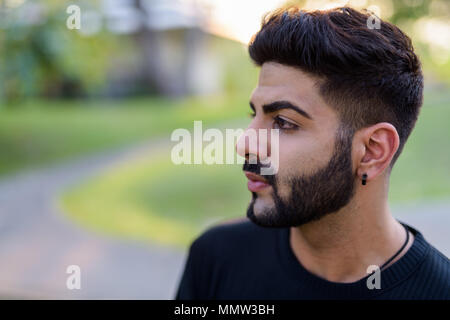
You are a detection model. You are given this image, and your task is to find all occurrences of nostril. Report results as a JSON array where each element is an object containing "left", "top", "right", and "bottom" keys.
[{"left": 248, "top": 153, "right": 258, "bottom": 164}]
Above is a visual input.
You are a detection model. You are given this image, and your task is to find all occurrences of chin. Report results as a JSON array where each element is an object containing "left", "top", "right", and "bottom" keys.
[
  {"left": 253, "top": 195, "right": 274, "bottom": 213},
  {"left": 247, "top": 197, "right": 278, "bottom": 227}
]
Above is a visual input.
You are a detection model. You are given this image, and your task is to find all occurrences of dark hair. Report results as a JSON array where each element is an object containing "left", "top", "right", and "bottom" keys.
[{"left": 248, "top": 6, "right": 423, "bottom": 167}]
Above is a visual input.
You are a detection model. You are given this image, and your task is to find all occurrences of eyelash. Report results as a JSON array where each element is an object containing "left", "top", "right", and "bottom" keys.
[
  {"left": 248, "top": 112, "right": 299, "bottom": 131},
  {"left": 273, "top": 116, "right": 299, "bottom": 131}
]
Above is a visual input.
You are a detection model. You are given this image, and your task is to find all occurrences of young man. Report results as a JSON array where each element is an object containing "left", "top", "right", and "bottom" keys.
[{"left": 175, "top": 6, "right": 449, "bottom": 299}]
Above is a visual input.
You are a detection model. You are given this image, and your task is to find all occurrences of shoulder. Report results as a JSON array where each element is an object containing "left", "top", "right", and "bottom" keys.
[
  {"left": 415, "top": 239, "right": 450, "bottom": 299},
  {"left": 414, "top": 229, "right": 450, "bottom": 276},
  {"left": 423, "top": 245, "right": 450, "bottom": 278},
  {"left": 189, "top": 217, "right": 280, "bottom": 261},
  {"left": 177, "top": 218, "right": 281, "bottom": 299},
  {"left": 194, "top": 217, "right": 265, "bottom": 244}
]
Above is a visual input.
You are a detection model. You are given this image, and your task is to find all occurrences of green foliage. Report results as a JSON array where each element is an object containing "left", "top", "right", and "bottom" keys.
[{"left": 0, "top": 1, "right": 122, "bottom": 104}]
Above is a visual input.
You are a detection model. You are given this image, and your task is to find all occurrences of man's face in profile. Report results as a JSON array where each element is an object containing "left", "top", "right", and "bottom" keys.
[{"left": 240, "top": 62, "right": 358, "bottom": 228}]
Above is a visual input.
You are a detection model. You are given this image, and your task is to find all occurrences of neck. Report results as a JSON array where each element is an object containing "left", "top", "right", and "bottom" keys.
[{"left": 289, "top": 181, "right": 414, "bottom": 283}]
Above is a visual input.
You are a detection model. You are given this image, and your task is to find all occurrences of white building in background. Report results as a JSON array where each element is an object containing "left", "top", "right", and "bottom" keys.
[{"left": 101, "top": 0, "right": 223, "bottom": 97}]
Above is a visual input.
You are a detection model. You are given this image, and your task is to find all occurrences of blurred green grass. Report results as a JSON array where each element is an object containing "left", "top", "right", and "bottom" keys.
[
  {"left": 60, "top": 89, "right": 450, "bottom": 248},
  {"left": 61, "top": 149, "right": 249, "bottom": 247},
  {"left": 0, "top": 94, "right": 248, "bottom": 176}
]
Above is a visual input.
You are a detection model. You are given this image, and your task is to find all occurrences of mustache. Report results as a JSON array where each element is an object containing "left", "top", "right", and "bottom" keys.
[{"left": 243, "top": 161, "right": 276, "bottom": 185}]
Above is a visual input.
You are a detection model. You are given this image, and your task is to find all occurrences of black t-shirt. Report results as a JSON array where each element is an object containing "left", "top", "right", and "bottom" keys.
[{"left": 175, "top": 219, "right": 450, "bottom": 300}]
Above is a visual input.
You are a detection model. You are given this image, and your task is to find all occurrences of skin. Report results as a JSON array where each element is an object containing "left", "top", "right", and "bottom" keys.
[{"left": 237, "top": 61, "right": 414, "bottom": 283}]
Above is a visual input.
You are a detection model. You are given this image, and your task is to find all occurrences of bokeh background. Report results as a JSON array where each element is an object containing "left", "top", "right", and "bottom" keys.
[{"left": 0, "top": 0, "right": 449, "bottom": 299}]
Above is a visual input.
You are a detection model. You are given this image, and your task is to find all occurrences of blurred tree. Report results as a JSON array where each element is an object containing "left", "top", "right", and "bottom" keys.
[{"left": 0, "top": 0, "right": 121, "bottom": 105}]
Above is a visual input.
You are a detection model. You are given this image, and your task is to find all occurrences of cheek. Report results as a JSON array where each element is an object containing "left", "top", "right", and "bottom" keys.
[
  {"left": 273, "top": 134, "right": 335, "bottom": 197},
  {"left": 270, "top": 137, "right": 308, "bottom": 200},
  {"left": 276, "top": 135, "right": 325, "bottom": 175}
]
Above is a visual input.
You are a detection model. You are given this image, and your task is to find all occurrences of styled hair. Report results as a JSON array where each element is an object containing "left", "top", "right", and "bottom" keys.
[{"left": 248, "top": 6, "right": 423, "bottom": 167}]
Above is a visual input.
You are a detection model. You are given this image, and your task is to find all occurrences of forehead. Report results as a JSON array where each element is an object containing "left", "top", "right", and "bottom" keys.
[{"left": 251, "top": 62, "right": 334, "bottom": 120}]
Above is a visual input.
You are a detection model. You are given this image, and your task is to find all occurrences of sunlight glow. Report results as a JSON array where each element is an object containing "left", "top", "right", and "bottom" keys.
[
  {"left": 415, "top": 17, "right": 450, "bottom": 64},
  {"left": 198, "top": 0, "right": 286, "bottom": 44}
]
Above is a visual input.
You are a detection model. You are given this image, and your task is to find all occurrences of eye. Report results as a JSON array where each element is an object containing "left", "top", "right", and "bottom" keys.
[
  {"left": 273, "top": 116, "right": 299, "bottom": 131},
  {"left": 249, "top": 111, "right": 256, "bottom": 118}
]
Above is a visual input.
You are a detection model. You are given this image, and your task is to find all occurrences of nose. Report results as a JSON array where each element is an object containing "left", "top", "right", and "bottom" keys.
[{"left": 236, "top": 122, "right": 272, "bottom": 164}]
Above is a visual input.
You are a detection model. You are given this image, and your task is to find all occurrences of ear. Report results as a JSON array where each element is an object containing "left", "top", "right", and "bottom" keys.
[{"left": 354, "top": 122, "right": 400, "bottom": 183}]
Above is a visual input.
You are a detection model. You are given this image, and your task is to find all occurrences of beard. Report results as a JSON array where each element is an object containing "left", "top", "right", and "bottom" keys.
[{"left": 244, "top": 127, "right": 356, "bottom": 228}]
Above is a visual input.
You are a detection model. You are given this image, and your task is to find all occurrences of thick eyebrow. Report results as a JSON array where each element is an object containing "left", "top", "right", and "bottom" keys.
[{"left": 249, "top": 100, "right": 313, "bottom": 120}]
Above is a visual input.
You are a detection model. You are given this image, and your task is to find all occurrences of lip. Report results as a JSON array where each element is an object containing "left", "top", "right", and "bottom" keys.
[{"left": 244, "top": 172, "right": 271, "bottom": 192}]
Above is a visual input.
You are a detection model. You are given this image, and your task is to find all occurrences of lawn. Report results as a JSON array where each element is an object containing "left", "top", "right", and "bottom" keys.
[
  {"left": 60, "top": 89, "right": 450, "bottom": 248},
  {"left": 61, "top": 146, "right": 249, "bottom": 247}
]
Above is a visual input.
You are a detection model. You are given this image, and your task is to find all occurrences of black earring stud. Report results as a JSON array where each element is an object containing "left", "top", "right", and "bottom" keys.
[{"left": 362, "top": 173, "right": 367, "bottom": 185}]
